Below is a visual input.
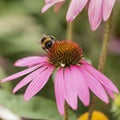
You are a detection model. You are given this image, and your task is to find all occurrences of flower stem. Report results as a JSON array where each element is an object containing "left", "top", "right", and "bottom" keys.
[
  {"left": 98, "top": 17, "right": 112, "bottom": 72},
  {"left": 66, "top": 22, "right": 73, "bottom": 40},
  {"left": 64, "top": 102, "right": 69, "bottom": 120},
  {"left": 88, "top": 14, "right": 112, "bottom": 120}
]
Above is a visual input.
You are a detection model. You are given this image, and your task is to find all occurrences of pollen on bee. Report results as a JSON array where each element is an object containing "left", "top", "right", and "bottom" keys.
[{"left": 47, "top": 41, "right": 83, "bottom": 67}]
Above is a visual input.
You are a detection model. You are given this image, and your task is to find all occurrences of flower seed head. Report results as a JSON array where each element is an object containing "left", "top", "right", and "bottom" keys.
[{"left": 48, "top": 41, "right": 83, "bottom": 67}]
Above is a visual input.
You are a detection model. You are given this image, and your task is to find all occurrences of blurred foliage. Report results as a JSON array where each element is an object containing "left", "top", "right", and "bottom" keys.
[
  {"left": 0, "top": 89, "right": 77, "bottom": 120},
  {"left": 111, "top": 94, "right": 120, "bottom": 120},
  {"left": 0, "top": 0, "right": 120, "bottom": 120}
]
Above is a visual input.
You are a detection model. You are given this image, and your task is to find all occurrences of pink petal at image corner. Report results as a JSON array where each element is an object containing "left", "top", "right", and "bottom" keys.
[
  {"left": 66, "top": 0, "right": 88, "bottom": 22},
  {"left": 88, "top": 0, "right": 103, "bottom": 31},
  {"left": 103, "top": 0, "right": 115, "bottom": 21}
]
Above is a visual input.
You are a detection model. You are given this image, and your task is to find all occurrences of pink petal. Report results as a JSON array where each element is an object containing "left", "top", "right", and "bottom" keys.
[
  {"left": 1, "top": 65, "right": 41, "bottom": 82},
  {"left": 81, "top": 60, "right": 119, "bottom": 93},
  {"left": 88, "top": 0, "right": 103, "bottom": 31},
  {"left": 24, "top": 65, "right": 54, "bottom": 101},
  {"left": 64, "top": 67, "right": 77, "bottom": 110},
  {"left": 54, "top": 68, "right": 65, "bottom": 115},
  {"left": 66, "top": 0, "right": 88, "bottom": 22},
  {"left": 13, "top": 65, "right": 48, "bottom": 93},
  {"left": 104, "top": 87, "right": 115, "bottom": 99},
  {"left": 41, "top": 0, "right": 65, "bottom": 13},
  {"left": 14, "top": 56, "right": 48, "bottom": 67},
  {"left": 80, "top": 65, "right": 109, "bottom": 104},
  {"left": 42, "top": 3, "right": 55, "bottom": 13},
  {"left": 103, "top": 0, "right": 115, "bottom": 21},
  {"left": 54, "top": 2, "right": 64, "bottom": 13},
  {"left": 45, "top": 0, "right": 61, "bottom": 3},
  {"left": 45, "top": 0, "right": 51, "bottom": 2},
  {"left": 70, "top": 65, "right": 90, "bottom": 106}
]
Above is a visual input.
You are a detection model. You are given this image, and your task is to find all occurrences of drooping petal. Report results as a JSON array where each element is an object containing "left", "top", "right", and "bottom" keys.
[
  {"left": 80, "top": 65, "right": 109, "bottom": 104},
  {"left": 54, "top": 68, "right": 65, "bottom": 115},
  {"left": 14, "top": 56, "right": 48, "bottom": 67},
  {"left": 54, "top": 2, "right": 64, "bottom": 13},
  {"left": 45, "top": 0, "right": 51, "bottom": 3},
  {"left": 104, "top": 87, "right": 115, "bottom": 99},
  {"left": 64, "top": 67, "right": 77, "bottom": 110},
  {"left": 41, "top": 0, "right": 65, "bottom": 13},
  {"left": 103, "top": 0, "right": 115, "bottom": 21},
  {"left": 70, "top": 65, "right": 90, "bottom": 106},
  {"left": 88, "top": 0, "right": 103, "bottom": 30},
  {"left": 13, "top": 65, "right": 48, "bottom": 93},
  {"left": 24, "top": 65, "right": 54, "bottom": 101},
  {"left": 66, "top": 0, "right": 88, "bottom": 22},
  {"left": 42, "top": 3, "right": 56, "bottom": 13},
  {"left": 45, "top": 0, "right": 63, "bottom": 3},
  {"left": 1, "top": 65, "right": 41, "bottom": 82},
  {"left": 81, "top": 60, "right": 119, "bottom": 93}
]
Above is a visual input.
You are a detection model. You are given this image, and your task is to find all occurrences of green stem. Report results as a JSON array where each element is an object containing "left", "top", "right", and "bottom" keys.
[
  {"left": 64, "top": 102, "right": 69, "bottom": 120},
  {"left": 88, "top": 14, "right": 112, "bottom": 120},
  {"left": 66, "top": 22, "right": 73, "bottom": 40},
  {"left": 98, "top": 17, "right": 112, "bottom": 72}
]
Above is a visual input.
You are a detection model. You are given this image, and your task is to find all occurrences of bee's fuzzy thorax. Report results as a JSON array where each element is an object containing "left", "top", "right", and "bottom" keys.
[{"left": 47, "top": 40, "right": 83, "bottom": 67}]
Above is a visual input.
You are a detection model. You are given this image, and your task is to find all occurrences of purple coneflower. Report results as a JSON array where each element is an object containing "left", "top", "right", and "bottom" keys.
[
  {"left": 42, "top": 0, "right": 115, "bottom": 30},
  {"left": 1, "top": 38, "right": 119, "bottom": 115}
]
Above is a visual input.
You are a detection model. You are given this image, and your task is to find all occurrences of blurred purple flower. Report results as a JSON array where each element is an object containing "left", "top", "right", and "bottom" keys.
[
  {"left": 1, "top": 41, "right": 119, "bottom": 115},
  {"left": 109, "top": 37, "right": 120, "bottom": 54},
  {"left": 42, "top": 0, "right": 115, "bottom": 31}
]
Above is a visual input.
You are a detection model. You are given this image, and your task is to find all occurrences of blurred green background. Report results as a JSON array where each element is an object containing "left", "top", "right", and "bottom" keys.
[{"left": 0, "top": 0, "right": 120, "bottom": 120}]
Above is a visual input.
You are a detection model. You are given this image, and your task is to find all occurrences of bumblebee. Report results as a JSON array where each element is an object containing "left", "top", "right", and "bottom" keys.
[{"left": 40, "top": 34, "right": 56, "bottom": 52}]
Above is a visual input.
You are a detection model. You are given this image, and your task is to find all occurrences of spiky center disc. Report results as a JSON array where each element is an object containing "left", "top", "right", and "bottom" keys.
[{"left": 48, "top": 41, "right": 83, "bottom": 67}]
